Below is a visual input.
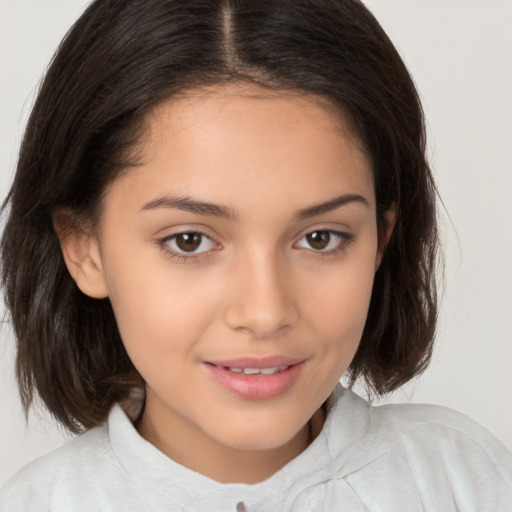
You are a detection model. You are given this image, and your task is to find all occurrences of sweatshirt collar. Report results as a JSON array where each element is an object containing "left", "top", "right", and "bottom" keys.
[{"left": 108, "top": 384, "right": 375, "bottom": 511}]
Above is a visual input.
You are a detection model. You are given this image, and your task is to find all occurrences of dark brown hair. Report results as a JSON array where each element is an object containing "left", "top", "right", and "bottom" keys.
[{"left": 1, "top": 0, "right": 438, "bottom": 433}]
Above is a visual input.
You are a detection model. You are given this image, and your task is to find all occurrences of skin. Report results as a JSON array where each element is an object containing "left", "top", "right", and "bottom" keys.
[{"left": 57, "top": 84, "right": 393, "bottom": 484}]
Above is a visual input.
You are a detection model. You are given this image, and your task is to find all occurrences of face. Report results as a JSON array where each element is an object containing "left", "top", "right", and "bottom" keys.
[{"left": 66, "top": 84, "right": 385, "bottom": 478}]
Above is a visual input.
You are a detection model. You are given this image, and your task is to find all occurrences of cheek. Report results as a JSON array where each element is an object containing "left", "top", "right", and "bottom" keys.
[
  {"left": 101, "top": 223, "right": 377, "bottom": 385},
  {"left": 103, "top": 255, "right": 218, "bottom": 371},
  {"left": 305, "top": 251, "right": 377, "bottom": 357}
]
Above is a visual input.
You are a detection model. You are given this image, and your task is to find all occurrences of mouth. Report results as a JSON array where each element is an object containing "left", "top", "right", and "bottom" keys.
[
  {"left": 203, "top": 357, "right": 306, "bottom": 400},
  {"left": 209, "top": 364, "right": 292, "bottom": 376}
]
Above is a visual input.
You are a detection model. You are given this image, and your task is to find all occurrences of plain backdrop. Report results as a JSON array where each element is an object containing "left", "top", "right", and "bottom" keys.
[{"left": 1, "top": 0, "right": 511, "bottom": 487}]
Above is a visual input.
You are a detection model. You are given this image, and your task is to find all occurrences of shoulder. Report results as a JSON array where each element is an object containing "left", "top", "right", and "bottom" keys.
[
  {"left": 0, "top": 426, "right": 107, "bottom": 511},
  {"left": 334, "top": 388, "right": 512, "bottom": 465},
  {"left": 370, "top": 399, "right": 512, "bottom": 465},
  {"left": 0, "top": 409, "right": 147, "bottom": 512},
  {"left": 330, "top": 389, "right": 512, "bottom": 509},
  {"left": 376, "top": 402, "right": 512, "bottom": 508}
]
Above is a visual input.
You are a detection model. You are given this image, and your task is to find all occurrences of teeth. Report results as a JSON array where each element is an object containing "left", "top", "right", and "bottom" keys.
[
  {"left": 259, "top": 367, "right": 278, "bottom": 375},
  {"left": 223, "top": 365, "right": 289, "bottom": 375},
  {"left": 243, "top": 368, "right": 261, "bottom": 375},
  {"left": 260, "top": 365, "right": 288, "bottom": 375}
]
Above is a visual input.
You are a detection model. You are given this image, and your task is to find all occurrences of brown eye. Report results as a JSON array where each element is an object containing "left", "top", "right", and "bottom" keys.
[
  {"left": 175, "top": 233, "right": 202, "bottom": 252},
  {"left": 305, "top": 231, "right": 331, "bottom": 250},
  {"left": 164, "top": 232, "right": 216, "bottom": 254},
  {"left": 295, "top": 229, "right": 353, "bottom": 253}
]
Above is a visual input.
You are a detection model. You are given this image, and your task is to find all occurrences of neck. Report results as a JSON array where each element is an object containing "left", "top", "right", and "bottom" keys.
[{"left": 136, "top": 399, "right": 326, "bottom": 484}]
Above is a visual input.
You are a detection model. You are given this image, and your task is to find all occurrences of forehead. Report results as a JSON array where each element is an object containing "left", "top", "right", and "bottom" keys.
[
  {"left": 107, "top": 84, "right": 375, "bottom": 216},
  {"left": 142, "top": 84, "right": 363, "bottom": 156}
]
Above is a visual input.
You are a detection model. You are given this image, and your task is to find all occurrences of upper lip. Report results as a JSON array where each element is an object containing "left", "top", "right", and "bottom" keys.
[{"left": 205, "top": 355, "right": 306, "bottom": 369}]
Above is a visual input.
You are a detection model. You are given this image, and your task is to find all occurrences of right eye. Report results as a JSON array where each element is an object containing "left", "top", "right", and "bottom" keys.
[{"left": 162, "top": 232, "right": 217, "bottom": 255}]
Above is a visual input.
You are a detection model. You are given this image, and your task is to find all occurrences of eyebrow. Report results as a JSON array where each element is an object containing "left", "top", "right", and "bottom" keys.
[
  {"left": 140, "top": 193, "right": 369, "bottom": 221},
  {"left": 295, "top": 193, "right": 369, "bottom": 220},
  {"left": 141, "top": 196, "right": 238, "bottom": 220}
]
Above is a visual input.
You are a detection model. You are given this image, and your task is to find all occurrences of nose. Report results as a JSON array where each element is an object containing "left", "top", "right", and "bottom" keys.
[{"left": 223, "top": 250, "right": 299, "bottom": 339}]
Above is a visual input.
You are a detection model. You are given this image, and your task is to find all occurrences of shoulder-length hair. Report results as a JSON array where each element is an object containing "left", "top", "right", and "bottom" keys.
[{"left": 1, "top": 0, "right": 438, "bottom": 433}]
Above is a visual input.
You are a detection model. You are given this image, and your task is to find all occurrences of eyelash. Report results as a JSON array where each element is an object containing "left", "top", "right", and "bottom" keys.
[
  {"left": 157, "top": 229, "right": 354, "bottom": 263},
  {"left": 158, "top": 232, "right": 218, "bottom": 263}
]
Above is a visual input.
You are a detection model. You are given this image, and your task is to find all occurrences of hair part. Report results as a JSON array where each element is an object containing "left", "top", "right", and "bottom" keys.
[{"left": 1, "top": 0, "right": 439, "bottom": 433}]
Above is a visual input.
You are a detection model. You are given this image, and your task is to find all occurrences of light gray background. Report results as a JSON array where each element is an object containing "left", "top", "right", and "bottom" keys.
[{"left": 1, "top": 0, "right": 511, "bottom": 487}]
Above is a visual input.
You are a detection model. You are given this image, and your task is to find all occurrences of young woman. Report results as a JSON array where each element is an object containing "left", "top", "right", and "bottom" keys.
[{"left": 1, "top": 1, "right": 511, "bottom": 510}]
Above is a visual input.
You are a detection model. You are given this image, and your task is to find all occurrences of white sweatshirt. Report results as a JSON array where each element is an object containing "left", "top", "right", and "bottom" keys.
[{"left": 1, "top": 385, "right": 511, "bottom": 511}]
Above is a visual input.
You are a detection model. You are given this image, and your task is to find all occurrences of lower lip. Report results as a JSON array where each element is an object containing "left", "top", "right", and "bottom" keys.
[{"left": 203, "top": 362, "right": 305, "bottom": 400}]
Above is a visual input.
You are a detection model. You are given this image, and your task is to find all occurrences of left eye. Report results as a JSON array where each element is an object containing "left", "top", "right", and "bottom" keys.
[
  {"left": 295, "top": 230, "right": 349, "bottom": 251},
  {"left": 164, "top": 232, "right": 216, "bottom": 254}
]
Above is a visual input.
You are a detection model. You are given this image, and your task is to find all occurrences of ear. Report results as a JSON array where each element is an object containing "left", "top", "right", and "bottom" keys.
[
  {"left": 52, "top": 208, "right": 109, "bottom": 299},
  {"left": 375, "top": 205, "right": 396, "bottom": 270}
]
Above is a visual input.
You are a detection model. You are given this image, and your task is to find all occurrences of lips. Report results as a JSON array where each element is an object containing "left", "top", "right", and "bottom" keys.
[
  {"left": 203, "top": 356, "right": 305, "bottom": 400},
  {"left": 222, "top": 365, "right": 290, "bottom": 375}
]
